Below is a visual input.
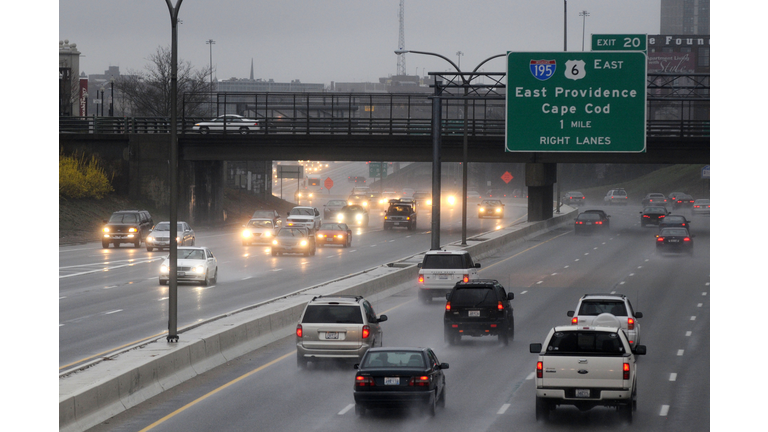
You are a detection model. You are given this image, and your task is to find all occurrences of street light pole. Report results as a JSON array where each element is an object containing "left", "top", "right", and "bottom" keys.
[
  {"left": 206, "top": 39, "right": 215, "bottom": 89},
  {"left": 165, "top": 0, "right": 183, "bottom": 343},
  {"left": 109, "top": 77, "right": 114, "bottom": 117},
  {"left": 580, "top": 10, "right": 590, "bottom": 51},
  {"left": 564, "top": 0, "right": 568, "bottom": 51}
]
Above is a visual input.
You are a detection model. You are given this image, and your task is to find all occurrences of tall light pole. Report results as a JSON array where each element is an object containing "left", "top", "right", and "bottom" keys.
[
  {"left": 109, "top": 77, "right": 114, "bottom": 117},
  {"left": 456, "top": 51, "right": 463, "bottom": 70},
  {"left": 580, "top": 10, "right": 590, "bottom": 51},
  {"left": 165, "top": 0, "right": 183, "bottom": 343},
  {"left": 394, "top": 49, "right": 504, "bottom": 248},
  {"left": 206, "top": 39, "right": 215, "bottom": 89},
  {"left": 563, "top": 0, "right": 568, "bottom": 51}
]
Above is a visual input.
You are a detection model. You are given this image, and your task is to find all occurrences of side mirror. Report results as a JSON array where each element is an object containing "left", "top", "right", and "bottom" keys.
[
  {"left": 530, "top": 343, "right": 542, "bottom": 353},
  {"left": 417, "top": 263, "right": 422, "bottom": 268},
  {"left": 445, "top": 293, "right": 451, "bottom": 301},
  {"left": 439, "top": 363, "right": 450, "bottom": 370},
  {"left": 507, "top": 292, "right": 514, "bottom": 300},
  {"left": 567, "top": 310, "right": 574, "bottom": 317},
  {"left": 633, "top": 345, "right": 647, "bottom": 356},
  {"left": 377, "top": 315, "right": 388, "bottom": 323},
  {"left": 353, "top": 364, "right": 359, "bottom": 369},
  {"left": 475, "top": 263, "right": 481, "bottom": 268},
  {"left": 634, "top": 312, "right": 643, "bottom": 318}
]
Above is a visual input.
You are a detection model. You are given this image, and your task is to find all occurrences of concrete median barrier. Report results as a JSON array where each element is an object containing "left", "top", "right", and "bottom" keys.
[{"left": 59, "top": 206, "right": 576, "bottom": 431}]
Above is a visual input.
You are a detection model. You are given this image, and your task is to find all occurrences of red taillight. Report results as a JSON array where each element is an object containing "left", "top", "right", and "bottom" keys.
[
  {"left": 497, "top": 301, "right": 504, "bottom": 311},
  {"left": 627, "top": 317, "right": 635, "bottom": 330},
  {"left": 537, "top": 361, "right": 544, "bottom": 378},
  {"left": 684, "top": 237, "right": 690, "bottom": 242},
  {"left": 657, "top": 237, "right": 664, "bottom": 242},
  {"left": 643, "top": 215, "right": 650, "bottom": 218},
  {"left": 623, "top": 363, "right": 630, "bottom": 380},
  {"left": 596, "top": 221, "right": 602, "bottom": 225},
  {"left": 576, "top": 221, "right": 583, "bottom": 224},
  {"left": 694, "top": 205, "right": 699, "bottom": 208},
  {"left": 659, "top": 215, "right": 665, "bottom": 218},
  {"left": 677, "top": 200, "right": 682, "bottom": 203},
  {"left": 296, "top": 324, "right": 303, "bottom": 338},
  {"left": 445, "top": 301, "right": 451, "bottom": 311},
  {"left": 681, "top": 223, "right": 686, "bottom": 226},
  {"left": 463, "top": 274, "right": 469, "bottom": 283},
  {"left": 362, "top": 325, "right": 370, "bottom": 339},
  {"left": 418, "top": 275, "right": 424, "bottom": 283},
  {"left": 409, "top": 376, "right": 431, "bottom": 387},
  {"left": 571, "top": 317, "right": 578, "bottom": 325},
  {"left": 355, "top": 375, "right": 375, "bottom": 387}
]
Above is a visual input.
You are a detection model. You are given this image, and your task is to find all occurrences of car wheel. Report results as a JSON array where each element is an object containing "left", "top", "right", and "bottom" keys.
[
  {"left": 147, "top": 247, "right": 154, "bottom": 252},
  {"left": 199, "top": 127, "right": 209, "bottom": 134},
  {"left": 239, "top": 127, "right": 249, "bottom": 135},
  {"left": 620, "top": 402, "right": 633, "bottom": 423},
  {"left": 426, "top": 395, "right": 436, "bottom": 417},
  {"left": 535, "top": 397, "right": 550, "bottom": 421},
  {"left": 271, "top": 250, "right": 277, "bottom": 256},
  {"left": 355, "top": 404, "right": 365, "bottom": 416},
  {"left": 160, "top": 279, "right": 168, "bottom": 285},
  {"left": 211, "top": 268, "right": 218, "bottom": 284},
  {"left": 500, "top": 329, "right": 509, "bottom": 346},
  {"left": 102, "top": 241, "right": 110, "bottom": 249},
  {"left": 191, "top": 239, "right": 195, "bottom": 246},
  {"left": 509, "top": 319, "right": 515, "bottom": 341},
  {"left": 203, "top": 271, "right": 210, "bottom": 286},
  {"left": 310, "top": 246, "right": 316, "bottom": 256},
  {"left": 437, "top": 385, "right": 446, "bottom": 408}
]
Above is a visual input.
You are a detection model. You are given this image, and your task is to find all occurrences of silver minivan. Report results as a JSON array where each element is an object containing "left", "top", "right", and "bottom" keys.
[{"left": 296, "top": 295, "right": 387, "bottom": 368}]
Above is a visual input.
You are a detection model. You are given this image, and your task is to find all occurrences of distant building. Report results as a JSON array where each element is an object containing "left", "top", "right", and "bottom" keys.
[
  {"left": 59, "top": 40, "right": 82, "bottom": 116},
  {"left": 88, "top": 66, "right": 121, "bottom": 117},
  {"left": 660, "top": 0, "right": 709, "bottom": 35},
  {"left": 216, "top": 78, "right": 324, "bottom": 93}
]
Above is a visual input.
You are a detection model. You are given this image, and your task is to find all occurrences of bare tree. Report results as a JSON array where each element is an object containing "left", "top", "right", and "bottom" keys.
[{"left": 117, "top": 46, "right": 213, "bottom": 117}]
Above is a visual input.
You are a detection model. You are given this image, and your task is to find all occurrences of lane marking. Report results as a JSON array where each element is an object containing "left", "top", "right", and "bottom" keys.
[
  {"left": 564, "top": 265, "right": 569, "bottom": 269},
  {"left": 690, "top": 316, "right": 696, "bottom": 321},
  {"left": 59, "top": 297, "right": 66, "bottom": 300},
  {"left": 669, "top": 373, "right": 677, "bottom": 382},
  {"left": 480, "top": 230, "right": 572, "bottom": 272},
  {"left": 536, "top": 281, "right": 543, "bottom": 285},
  {"left": 619, "top": 281, "right": 626, "bottom": 285},
  {"left": 629, "top": 273, "right": 635, "bottom": 277},
  {"left": 574, "top": 259, "right": 580, "bottom": 262},
  {"left": 551, "top": 273, "right": 557, "bottom": 276},
  {"left": 685, "top": 331, "right": 692, "bottom": 337},
  {"left": 660, "top": 405, "right": 670, "bottom": 416},
  {"left": 271, "top": 269, "right": 282, "bottom": 272},
  {"left": 677, "top": 349, "right": 684, "bottom": 356},
  {"left": 702, "top": 292, "right": 707, "bottom": 296},
  {"left": 520, "top": 290, "right": 528, "bottom": 295},
  {"left": 697, "top": 303, "right": 702, "bottom": 308},
  {"left": 159, "top": 297, "right": 168, "bottom": 301},
  {"left": 526, "top": 372, "right": 535, "bottom": 380},
  {"left": 104, "top": 309, "right": 122, "bottom": 315},
  {"left": 242, "top": 277, "right": 252, "bottom": 280},
  {"left": 584, "top": 253, "right": 589, "bottom": 256},
  {"left": 497, "top": 404, "right": 511, "bottom": 415},
  {"left": 338, "top": 404, "right": 354, "bottom": 415}
]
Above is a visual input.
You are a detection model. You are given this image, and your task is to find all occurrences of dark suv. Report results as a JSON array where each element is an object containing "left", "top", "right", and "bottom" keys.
[
  {"left": 444, "top": 279, "right": 514, "bottom": 345},
  {"left": 101, "top": 210, "right": 153, "bottom": 248},
  {"left": 383, "top": 200, "right": 417, "bottom": 230}
]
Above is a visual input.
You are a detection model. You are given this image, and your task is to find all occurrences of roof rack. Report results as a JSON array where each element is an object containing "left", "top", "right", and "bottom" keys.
[
  {"left": 581, "top": 293, "right": 626, "bottom": 298},
  {"left": 310, "top": 295, "right": 364, "bottom": 302}
]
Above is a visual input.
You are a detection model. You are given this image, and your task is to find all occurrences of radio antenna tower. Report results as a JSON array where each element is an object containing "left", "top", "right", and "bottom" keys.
[{"left": 397, "top": 0, "right": 406, "bottom": 76}]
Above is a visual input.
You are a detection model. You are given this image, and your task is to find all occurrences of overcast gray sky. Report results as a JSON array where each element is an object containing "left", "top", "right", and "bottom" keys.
[{"left": 59, "top": 0, "right": 661, "bottom": 84}]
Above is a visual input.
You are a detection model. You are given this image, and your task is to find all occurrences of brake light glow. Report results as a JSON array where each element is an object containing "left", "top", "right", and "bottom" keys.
[
  {"left": 445, "top": 301, "right": 451, "bottom": 311},
  {"left": 497, "top": 301, "right": 504, "bottom": 311},
  {"left": 418, "top": 275, "right": 424, "bottom": 283},
  {"left": 643, "top": 215, "right": 650, "bottom": 218},
  {"left": 296, "top": 324, "right": 303, "bottom": 338},
  {"left": 355, "top": 375, "right": 375, "bottom": 387},
  {"left": 362, "top": 325, "right": 370, "bottom": 339},
  {"left": 684, "top": 237, "right": 691, "bottom": 242},
  {"left": 537, "top": 361, "right": 543, "bottom": 378},
  {"left": 627, "top": 317, "right": 635, "bottom": 330},
  {"left": 623, "top": 363, "right": 630, "bottom": 380},
  {"left": 657, "top": 237, "right": 664, "bottom": 242},
  {"left": 463, "top": 274, "right": 469, "bottom": 283},
  {"left": 571, "top": 317, "right": 578, "bottom": 325},
  {"left": 409, "top": 376, "right": 431, "bottom": 387}
]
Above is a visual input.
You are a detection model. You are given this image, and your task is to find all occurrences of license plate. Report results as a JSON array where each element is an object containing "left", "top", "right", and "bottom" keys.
[
  {"left": 394, "top": 222, "right": 400, "bottom": 226},
  {"left": 384, "top": 377, "right": 400, "bottom": 385},
  {"left": 325, "top": 332, "right": 339, "bottom": 340},
  {"left": 575, "top": 389, "right": 590, "bottom": 398},
  {"left": 468, "top": 310, "right": 480, "bottom": 317},
  {"left": 438, "top": 275, "right": 449, "bottom": 279},
  {"left": 585, "top": 222, "right": 592, "bottom": 225},
  {"left": 177, "top": 272, "right": 185, "bottom": 276},
  {"left": 669, "top": 239, "right": 679, "bottom": 243}
]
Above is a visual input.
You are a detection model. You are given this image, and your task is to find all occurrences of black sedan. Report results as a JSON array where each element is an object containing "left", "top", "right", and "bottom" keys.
[
  {"left": 582, "top": 209, "right": 611, "bottom": 228},
  {"left": 656, "top": 227, "right": 694, "bottom": 256},
  {"left": 672, "top": 193, "right": 695, "bottom": 210},
  {"left": 574, "top": 213, "right": 606, "bottom": 234},
  {"left": 640, "top": 206, "right": 669, "bottom": 227},
  {"left": 477, "top": 199, "right": 505, "bottom": 218},
  {"left": 659, "top": 214, "right": 692, "bottom": 231},
  {"left": 353, "top": 347, "right": 448, "bottom": 417},
  {"left": 335, "top": 204, "right": 369, "bottom": 226}
]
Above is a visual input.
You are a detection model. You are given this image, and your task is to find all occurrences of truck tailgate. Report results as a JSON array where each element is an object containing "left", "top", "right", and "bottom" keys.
[{"left": 540, "top": 356, "right": 627, "bottom": 389}]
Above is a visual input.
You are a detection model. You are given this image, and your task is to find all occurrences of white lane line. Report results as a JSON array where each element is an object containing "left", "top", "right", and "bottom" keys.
[
  {"left": 406, "top": 236, "right": 412, "bottom": 238},
  {"left": 593, "top": 247, "right": 598, "bottom": 250},
  {"left": 338, "top": 404, "right": 354, "bottom": 415},
  {"left": 610, "top": 291, "right": 616, "bottom": 294},
  {"left": 59, "top": 324, "right": 64, "bottom": 327},
  {"left": 697, "top": 303, "right": 703, "bottom": 308},
  {"left": 645, "top": 259, "right": 649, "bottom": 262},
  {"left": 564, "top": 265, "right": 569, "bottom": 269},
  {"left": 669, "top": 373, "right": 677, "bottom": 381},
  {"left": 677, "top": 349, "right": 684, "bottom": 356},
  {"left": 104, "top": 309, "right": 123, "bottom": 315},
  {"left": 271, "top": 269, "right": 282, "bottom": 272},
  {"left": 349, "top": 250, "right": 357, "bottom": 252},
  {"left": 637, "top": 266, "right": 643, "bottom": 269},
  {"left": 520, "top": 290, "right": 528, "bottom": 295},
  {"left": 59, "top": 297, "right": 66, "bottom": 300},
  {"left": 584, "top": 253, "right": 589, "bottom": 256},
  {"left": 389, "top": 240, "right": 395, "bottom": 242},
  {"left": 526, "top": 372, "right": 535, "bottom": 380},
  {"left": 551, "top": 273, "right": 557, "bottom": 276},
  {"left": 685, "top": 331, "right": 692, "bottom": 337},
  {"left": 575, "top": 259, "right": 580, "bottom": 262},
  {"left": 370, "top": 245, "right": 377, "bottom": 247},
  {"left": 242, "top": 276, "right": 252, "bottom": 280},
  {"left": 690, "top": 316, "right": 696, "bottom": 321},
  {"left": 536, "top": 281, "right": 543, "bottom": 285},
  {"left": 705, "top": 282, "right": 710, "bottom": 286},
  {"left": 497, "top": 404, "right": 511, "bottom": 415},
  {"left": 660, "top": 405, "right": 670, "bottom": 416},
  {"left": 159, "top": 297, "right": 168, "bottom": 301},
  {"left": 104, "top": 285, "right": 118, "bottom": 289},
  {"left": 619, "top": 281, "right": 626, "bottom": 285},
  {"left": 702, "top": 292, "right": 707, "bottom": 296}
]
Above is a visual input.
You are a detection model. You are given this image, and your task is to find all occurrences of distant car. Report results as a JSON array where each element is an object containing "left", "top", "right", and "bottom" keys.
[
  {"left": 353, "top": 347, "right": 447, "bottom": 417},
  {"left": 402, "top": 188, "right": 415, "bottom": 197},
  {"left": 604, "top": 189, "right": 629, "bottom": 206},
  {"left": 348, "top": 176, "right": 367, "bottom": 184},
  {"left": 656, "top": 227, "right": 694, "bottom": 256},
  {"left": 192, "top": 114, "right": 260, "bottom": 134},
  {"left": 159, "top": 246, "right": 218, "bottom": 286},
  {"left": 692, "top": 199, "right": 710, "bottom": 214},
  {"left": 658, "top": 214, "right": 692, "bottom": 231},
  {"left": 418, "top": 250, "right": 480, "bottom": 303},
  {"left": 285, "top": 206, "right": 321, "bottom": 232},
  {"left": 271, "top": 226, "right": 316, "bottom": 256},
  {"left": 566, "top": 293, "right": 643, "bottom": 349},
  {"left": 511, "top": 189, "right": 528, "bottom": 198},
  {"left": 574, "top": 212, "right": 606, "bottom": 234},
  {"left": 336, "top": 204, "right": 369, "bottom": 226},
  {"left": 640, "top": 206, "right": 669, "bottom": 227},
  {"left": 251, "top": 209, "right": 281, "bottom": 226},
  {"left": 412, "top": 191, "right": 432, "bottom": 207},
  {"left": 146, "top": 221, "right": 195, "bottom": 251},
  {"left": 294, "top": 190, "right": 316, "bottom": 202},
  {"left": 368, "top": 192, "right": 383, "bottom": 209},
  {"left": 581, "top": 209, "right": 611, "bottom": 228},
  {"left": 477, "top": 199, "right": 504, "bottom": 218},
  {"left": 101, "top": 209, "right": 153, "bottom": 249},
  {"left": 347, "top": 193, "right": 370, "bottom": 208},
  {"left": 323, "top": 199, "right": 347, "bottom": 219},
  {"left": 444, "top": 279, "right": 514, "bottom": 345},
  {"left": 562, "top": 191, "right": 586, "bottom": 206},
  {"left": 378, "top": 190, "right": 400, "bottom": 207},
  {"left": 641, "top": 193, "right": 668, "bottom": 207},
  {"left": 297, "top": 295, "right": 387, "bottom": 368},
  {"left": 241, "top": 218, "right": 277, "bottom": 245},
  {"left": 316, "top": 223, "right": 352, "bottom": 248},
  {"left": 466, "top": 190, "right": 482, "bottom": 202},
  {"left": 486, "top": 189, "right": 508, "bottom": 199},
  {"left": 672, "top": 193, "right": 695, "bottom": 210},
  {"left": 667, "top": 191, "right": 686, "bottom": 203},
  {"left": 384, "top": 200, "right": 417, "bottom": 230}
]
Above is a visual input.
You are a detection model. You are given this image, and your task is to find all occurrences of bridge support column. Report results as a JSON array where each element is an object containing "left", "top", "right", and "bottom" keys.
[
  {"left": 525, "top": 163, "right": 557, "bottom": 222},
  {"left": 182, "top": 160, "right": 225, "bottom": 225}
]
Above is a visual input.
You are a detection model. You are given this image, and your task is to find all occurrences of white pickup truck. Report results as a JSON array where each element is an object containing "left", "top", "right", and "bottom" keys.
[{"left": 529, "top": 319, "right": 646, "bottom": 423}]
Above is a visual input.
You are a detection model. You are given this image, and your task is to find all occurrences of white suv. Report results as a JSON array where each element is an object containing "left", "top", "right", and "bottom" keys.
[
  {"left": 417, "top": 250, "right": 480, "bottom": 303},
  {"left": 603, "top": 189, "right": 629, "bottom": 206},
  {"left": 566, "top": 293, "right": 643, "bottom": 348},
  {"left": 285, "top": 206, "right": 322, "bottom": 232}
]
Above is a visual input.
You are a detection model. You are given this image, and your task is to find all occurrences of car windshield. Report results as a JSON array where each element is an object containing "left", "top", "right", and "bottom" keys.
[
  {"left": 301, "top": 305, "right": 363, "bottom": 324},
  {"left": 247, "top": 220, "right": 273, "bottom": 228},
  {"left": 108, "top": 213, "right": 138, "bottom": 223},
  {"left": 577, "top": 214, "right": 600, "bottom": 221},
  {"left": 612, "top": 191, "right": 627, "bottom": 196},
  {"left": 252, "top": 211, "right": 274, "bottom": 218},
  {"left": 422, "top": 254, "right": 465, "bottom": 269},
  {"left": 319, "top": 223, "right": 344, "bottom": 231},
  {"left": 387, "top": 205, "right": 412, "bottom": 215},
  {"left": 327, "top": 200, "right": 346, "bottom": 206},
  {"left": 567, "top": 191, "right": 583, "bottom": 196},
  {"left": 344, "top": 205, "right": 364, "bottom": 212},
  {"left": 661, "top": 228, "right": 689, "bottom": 236},
  {"left": 644, "top": 207, "right": 666, "bottom": 213},
  {"left": 649, "top": 194, "right": 666, "bottom": 198},
  {"left": 178, "top": 249, "right": 204, "bottom": 260},
  {"left": 663, "top": 216, "right": 686, "bottom": 223},
  {"left": 362, "top": 351, "right": 425, "bottom": 369},
  {"left": 546, "top": 331, "right": 625, "bottom": 355},
  {"left": 349, "top": 195, "right": 365, "bottom": 200},
  {"left": 578, "top": 300, "right": 627, "bottom": 316},
  {"left": 451, "top": 287, "right": 496, "bottom": 307},
  {"left": 481, "top": 200, "right": 501, "bottom": 206},
  {"left": 289, "top": 208, "right": 314, "bottom": 216},
  {"left": 277, "top": 229, "right": 305, "bottom": 237},
  {"left": 154, "top": 222, "right": 185, "bottom": 231}
]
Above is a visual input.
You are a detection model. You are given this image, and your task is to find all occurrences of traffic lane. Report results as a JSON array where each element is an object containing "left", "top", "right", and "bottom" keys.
[
  {"left": 85, "top": 208, "right": 708, "bottom": 431},
  {"left": 59, "top": 207, "right": 526, "bottom": 367}
]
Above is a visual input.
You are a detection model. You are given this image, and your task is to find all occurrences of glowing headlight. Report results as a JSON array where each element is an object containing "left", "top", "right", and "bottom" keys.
[
  {"left": 347, "top": 201, "right": 352, "bottom": 205},
  {"left": 379, "top": 199, "right": 386, "bottom": 204},
  {"left": 427, "top": 199, "right": 432, "bottom": 205},
  {"left": 355, "top": 214, "right": 363, "bottom": 220},
  {"left": 297, "top": 192, "right": 302, "bottom": 198},
  {"left": 147, "top": 236, "right": 155, "bottom": 242},
  {"left": 194, "top": 266, "right": 205, "bottom": 274},
  {"left": 308, "top": 193, "right": 313, "bottom": 198},
  {"left": 128, "top": 228, "right": 137, "bottom": 233},
  {"left": 447, "top": 196, "right": 456, "bottom": 205},
  {"left": 300, "top": 240, "right": 308, "bottom": 246},
  {"left": 103, "top": 227, "right": 110, "bottom": 233},
  {"left": 495, "top": 208, "right": 502, "bottom": 213},
  {"left": 479, "top": 207, "right": 485, "bottom": 212},
  {"left": 317, "top": 233, "right": 325, "bottom": 239},
  {"left": 242, "top": 230, "right": 252, "bottom": 238},
  {"left": 160, "top": 265, "right": 168, "bottom": 273},
  {"left": 362, "top": 202, "right": 367, "bottom": 207},
  {"left": 176, "top": 237, "right": 180, "bottom": 242},
  {"left": 337, "top": 214, "right": 344, "bottom": 221},
  {"left": 263, "top": 231, "right": 271, "bottom": 237},
  {"left": 272, "top": 240, "right": 278, "bottom": 245}
]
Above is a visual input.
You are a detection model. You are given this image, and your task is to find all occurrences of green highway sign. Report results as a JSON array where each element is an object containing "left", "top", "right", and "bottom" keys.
[
  {"left": 592, "top": 34, "right": 647, "bottom": 52},
  {"left": 506, "top": 51, "right": 647, "bottom": 153},
  {"left": 369, "top": 162, "right": 388, "bottom": 178}
]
